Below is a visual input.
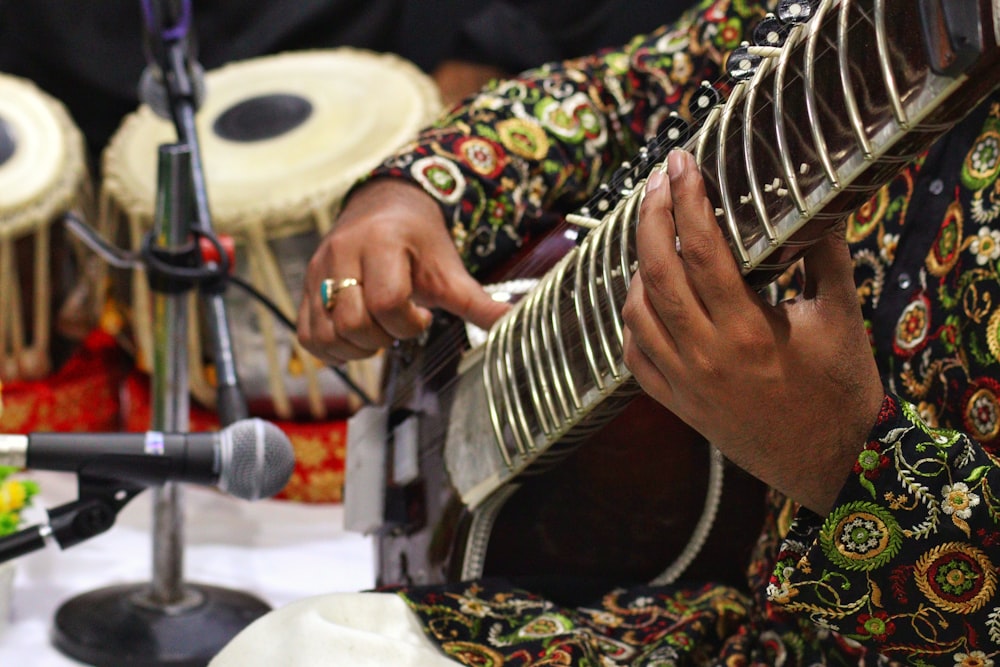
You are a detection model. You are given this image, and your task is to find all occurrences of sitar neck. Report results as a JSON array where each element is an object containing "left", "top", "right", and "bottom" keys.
[
  {"left": 700, "top": 0, "right": 1000, "bottom": 289},
  {"left": 445, "top": 0, "right": 1000, "bottom": 508}
]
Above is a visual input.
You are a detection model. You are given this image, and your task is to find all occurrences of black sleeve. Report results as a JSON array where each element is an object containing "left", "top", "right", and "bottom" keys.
[{"left": 445, "top": 0, "right": 691, "bottom": 71}]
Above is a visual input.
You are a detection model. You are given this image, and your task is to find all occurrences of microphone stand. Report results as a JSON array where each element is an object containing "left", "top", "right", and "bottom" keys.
[
  {"left": 51, "top": 145, "right": 270, "bottom": 667},
  {"left": 139, "top": 0, "right": 248, "bottom": 426},
  {"left": 50, "top": 4, "right": 271, "bottom": 660}
]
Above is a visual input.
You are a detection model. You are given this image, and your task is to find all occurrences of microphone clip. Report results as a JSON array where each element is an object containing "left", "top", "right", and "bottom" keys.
[
  {"left": 48, "top": 476, "right": 146, "bottom": 551},
  {"left": 0, "top": 476, "right": 145, "bottom": 564},
  {"left": 139, "top": 0, "right": 206, "bottom": 119}
]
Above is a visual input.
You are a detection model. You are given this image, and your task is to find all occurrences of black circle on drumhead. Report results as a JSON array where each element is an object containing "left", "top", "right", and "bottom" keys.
[
  {"left": 212, "top": 94, "right": 313, "bottom": 143},
  {"left": 0, "top": 116, "right": 16, "bottom": 167}
]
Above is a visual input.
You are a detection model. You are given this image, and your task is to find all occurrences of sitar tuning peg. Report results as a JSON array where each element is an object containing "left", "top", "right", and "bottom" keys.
[
  {"left": 639, "top": 114, "right": 690, "bottom": 173},
  {"left": 660, "top": 112, "right": 691, "bottom": 148},
  {"left": 611, "top": 160, "right": 637, "bottom": 193},
  {"left": 594, "top": 182, "right": 616, "bottom": 214},
  {"left": 725, "top": 42, "right": 761, "bottom": 81},
  {"left": 753, "top": 13, "right": 791, "bottom": 47},
  {"left": 777, "top": 0, "right": 820, "bottom": 24},
  {"left": 689, "top": 81, "right": 722, "bottom": 121}
]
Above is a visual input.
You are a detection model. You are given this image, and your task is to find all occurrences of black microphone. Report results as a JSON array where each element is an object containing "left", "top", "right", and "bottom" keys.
[
  {"left": 0, "top": 419, "right": 295, "bottom": 501},
  {"left": 138, "top": 0, "right": 205, "bottom": 119}
]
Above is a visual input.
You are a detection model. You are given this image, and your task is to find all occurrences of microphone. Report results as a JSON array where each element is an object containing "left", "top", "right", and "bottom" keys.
[
  {"left": 0, "top": 419, "right": 295, "bottom": 501},
  {"left": 138, "top": 0, "right": 205, "bottom": 119}
]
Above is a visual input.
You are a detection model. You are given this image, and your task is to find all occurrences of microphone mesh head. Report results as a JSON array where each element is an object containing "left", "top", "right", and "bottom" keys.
[{"left": 218, "top": 419, "right": 296, "bottom": 500}]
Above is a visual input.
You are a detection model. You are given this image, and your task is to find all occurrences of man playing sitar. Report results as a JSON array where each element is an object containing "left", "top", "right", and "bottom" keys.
[{"left": 216, "top": 0, "right": 1000, "bottom": 664}]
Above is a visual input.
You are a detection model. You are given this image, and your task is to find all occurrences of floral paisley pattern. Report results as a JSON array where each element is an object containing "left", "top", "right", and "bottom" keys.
[
  {"left": 962, "top": 379, "right": 1000, "bottom": 443},
  {"left": 927, "top": 201, "right": 966, "bottom": 276},
  {"left": 365, "top": 0, "right": 1000, "bottom": 664},
  {"left": 820, "top": 501, "right": 902, "bottom": 571},
  {"left": 894, "top": 294, "right": 932, "bottom": 356},
  {"left": 846, "top": 186, "right": 891, "bottom": 244},
  {"left": 964, "top": 115, "right": 1000, "bottom": 192},
  {"left": 914, "top": 542, "right": 997, "bottom": 614}
]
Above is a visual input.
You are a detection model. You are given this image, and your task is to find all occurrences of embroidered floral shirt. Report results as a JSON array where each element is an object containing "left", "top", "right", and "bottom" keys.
[{"left": 366, "top": 0, "right": 1000, "bottom": 664}]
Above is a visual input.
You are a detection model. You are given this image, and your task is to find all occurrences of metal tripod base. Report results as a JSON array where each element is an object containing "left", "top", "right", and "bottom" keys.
[{"left": 51, "top": 582, "right": 271, "bottom": 667}]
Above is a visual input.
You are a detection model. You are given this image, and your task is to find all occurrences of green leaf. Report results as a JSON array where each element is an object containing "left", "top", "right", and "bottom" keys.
[{"left": 966, "top": 466, "right": 991, "bottom": 483}]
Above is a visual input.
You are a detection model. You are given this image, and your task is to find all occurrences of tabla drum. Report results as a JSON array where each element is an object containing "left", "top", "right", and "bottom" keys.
[
  {"left": 0, "top": 73, "right": 95, "bottom": 383},
  {"left": 100, "top": 48, "right": 442, "bottom": 420}
]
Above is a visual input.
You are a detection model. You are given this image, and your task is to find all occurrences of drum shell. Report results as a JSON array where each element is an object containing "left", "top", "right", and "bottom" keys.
[{"left": 0, "top": 73, "right": 97, "bottom": 384}]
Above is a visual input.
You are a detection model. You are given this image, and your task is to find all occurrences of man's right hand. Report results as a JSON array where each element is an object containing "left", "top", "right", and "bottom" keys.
[{"left": 296, "top": 178, "right": 510, "bottom": 366}]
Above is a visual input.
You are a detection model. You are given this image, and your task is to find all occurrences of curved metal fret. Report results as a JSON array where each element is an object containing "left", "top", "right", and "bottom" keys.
[
  {"left": 499, "top": 307, "right": 535, "bottom": 453},
  {"left": 804, "top": 0, "right": 841, "bottom": 187},
  {"left": 482, "top": 317, "right": 513, "bottom": 467},
  {"left": 601, "top": 210, "right": 624, "bottom": 358},
  {"left": 537, "top": 269, "right": 573, "bottom": 423},
  {"left": 549, "top": 255, "right": 583, "bottom": 413},
  {"left": 521, "top": 286, "right": 555, "bottom": 435},
  {"left": 772, "top": 22, "right": 810, "bottom": 214},
  {"left": 873, "top": 0, "right": 908, "bottom": 127},
  {"left": 695, "top": 105, "right": 722, "bottom": 168},
  {"left": 603, "top": 188, "right": 639, "bottom": 348},
  {"left": 586, "top": 211, "right": 620, "bottom": 377},
  {"left": 618, "top": 171, "right": 640, "bottom": 281},
  {"left": 492, "top": 313, "right": 527, "bottom": 457},
  {"left": 716, "top": 80, "right": 750, "bottom": 265},
  {"left": 838, "top": 0, "right": 873, "bottom": 158},
  {"left": 573, "top": 230, "right": 609, "bottom": 391},
  {"left": 743, "top": 58, "right": 779, "bottom": 243},
  {"left": 460, "top": 0, "right": 998, "bottom": 499}
]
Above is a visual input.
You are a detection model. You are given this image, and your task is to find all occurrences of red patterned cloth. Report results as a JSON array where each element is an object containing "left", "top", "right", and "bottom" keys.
[
  {"left": 0, "top": 327, "right": 348, "bottom": 503},
  {"left": 0, "top": 329, "right": 127, "bottom": 434}
]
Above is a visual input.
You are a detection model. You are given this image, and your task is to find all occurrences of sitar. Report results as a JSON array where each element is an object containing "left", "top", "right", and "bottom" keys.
[{"left": 344, "top": 0, "right": 1000, "bottom": 603}]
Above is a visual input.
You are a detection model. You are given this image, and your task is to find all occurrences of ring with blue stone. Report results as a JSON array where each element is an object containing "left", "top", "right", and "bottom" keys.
[{"left": 320, "top": 277, "right": 361, "bottom": 310}]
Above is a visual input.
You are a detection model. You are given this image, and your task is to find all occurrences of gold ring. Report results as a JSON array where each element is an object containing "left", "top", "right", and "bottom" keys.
[{"left": 320, "top": 277, "right": 361, "bottom": 310}]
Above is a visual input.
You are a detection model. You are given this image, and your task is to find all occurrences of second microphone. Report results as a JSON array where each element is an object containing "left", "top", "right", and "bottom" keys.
[{"left": 0, "top": 418, "right": 295, "bottom": 501}]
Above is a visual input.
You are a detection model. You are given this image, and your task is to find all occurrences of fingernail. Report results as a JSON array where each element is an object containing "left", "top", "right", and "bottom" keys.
[
  {"left": 668, "top": 149, "right": 688, "bottom": 182},
  {"left": 646, "top": 169, "right": 666, "bottom": 194}
]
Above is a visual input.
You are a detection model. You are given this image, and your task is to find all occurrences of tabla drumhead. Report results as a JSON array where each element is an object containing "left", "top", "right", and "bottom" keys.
[
  {"left": 0, "top": 74, "right": 82, "bottom": 233},
  {"left": 103, "top": 48, "right": 441, "bottom": 234}
]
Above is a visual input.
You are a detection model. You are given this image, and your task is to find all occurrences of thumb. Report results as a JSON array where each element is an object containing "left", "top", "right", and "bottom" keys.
[
  {"left": 437, "top": 270, "right": 511, "bottom": 330},
  {"left": 800, "top": 228, "right": 857, "bottom": 304}
]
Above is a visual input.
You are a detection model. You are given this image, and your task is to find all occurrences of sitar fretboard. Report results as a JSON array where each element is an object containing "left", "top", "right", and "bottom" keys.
[{"left": 444, "top": 0, "right": 1000, "bottom": 507}]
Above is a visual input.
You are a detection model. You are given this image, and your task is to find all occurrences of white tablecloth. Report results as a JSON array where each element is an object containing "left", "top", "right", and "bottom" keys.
[{"left": 0, "top": 470, "right": 375, "bottom": 666}]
